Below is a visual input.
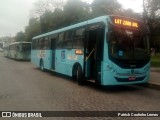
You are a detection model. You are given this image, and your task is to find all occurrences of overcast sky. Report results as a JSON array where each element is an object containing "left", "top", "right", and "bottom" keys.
[
  {"left": 0, "top": 0, "right": 143, "bottom": 37},
  {"left": 0, "top": 0, "right": 36, "bottom": 37}
]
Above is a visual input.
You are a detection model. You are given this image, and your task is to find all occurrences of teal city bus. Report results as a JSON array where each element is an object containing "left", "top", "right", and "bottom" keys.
[
  {"left": 4, "top": 42, "right": 31, "bottom": 60},
  {"left": 31, "top": 15, "right": 150, "bottom": 85}
]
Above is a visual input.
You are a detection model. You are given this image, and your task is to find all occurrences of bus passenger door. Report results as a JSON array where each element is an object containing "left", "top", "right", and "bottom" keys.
[
  {"left": 85, "top": 26, "right": 104, "bottom": 83},
  {"left": 51, "top": 38, "right": 56, "bottom": 70}
]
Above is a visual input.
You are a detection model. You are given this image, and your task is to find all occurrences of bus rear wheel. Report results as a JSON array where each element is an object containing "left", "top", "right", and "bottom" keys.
[
  {"left": 40, "top": 60, "right": 45, "bottom": 72},
  {"left": 76, "top": 66, "right": 84, "bottom": 85}
]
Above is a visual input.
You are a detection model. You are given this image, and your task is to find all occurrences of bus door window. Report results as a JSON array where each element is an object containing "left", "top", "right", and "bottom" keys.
[
  {"left": 51, "top": 38, "right": 56, "bottom": 50},
  {"left": 51, "top": 37, "right": 56, "bottom": 70},
  {"left": 86, "top": 27, "right": 104, "bottom": 81},
  {"left": 86, "top": 30, "right": 97, "bottom": 79},
  {"left": 73, "top": 28, "right": 85, "bottom": 49}
]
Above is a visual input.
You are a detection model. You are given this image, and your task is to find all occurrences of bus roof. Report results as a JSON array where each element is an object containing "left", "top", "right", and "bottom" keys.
[
  {"left": 33, "top": 16, "right": 109, "bottom": 40},
  {"left": 9, "top": 42, "right": 31, "bottom": 45},
  {"left": 33, "top": 15, "right": 143, "bottom": 40}
]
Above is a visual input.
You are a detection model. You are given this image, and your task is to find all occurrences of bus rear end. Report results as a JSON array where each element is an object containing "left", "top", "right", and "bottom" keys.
[{"left": 16, "top": 42, "right": 31, "bottom": 60}]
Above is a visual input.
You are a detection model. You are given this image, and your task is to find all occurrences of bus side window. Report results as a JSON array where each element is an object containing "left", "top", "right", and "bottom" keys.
[
  {"left": 36, "top": 39, "right": 39, "bottom": 50},
  {"left": 11, "top": 45, "right": 13, "bottom": 51},
  {"left": 43, "top": 38, "right": 45, "bottom": 49},
  {"left": 38, "top": 38, "right": 43, "bottom": 50},
  {"left": 16, "top": 45, "right": 19, "bottom": 51},
  {"left": 35, "top": 39, "right": 39, "bottom": 50},
  {"left": 57, "top": 32, "right": 64, "bottom": 49},
  {"left": 75, "top": 28, "right": 85, "bottom": 37},
  {"left": 44, "top": 37, "right": 50, "bottom": 50},
  {"left": 73, "top": 39, "right": 84, "bottom": 49},
  {"left": 33, "top": 40, "right": 36, "bottom": 50},
  {"left": 32, "top": 40, "right": 34, "bottom": 50},
  {"left": 65, "top": 30, "right": 74, "bottom": 40},
  {"left": 63, "top": 30, "right": 74, "bottom": 49}
]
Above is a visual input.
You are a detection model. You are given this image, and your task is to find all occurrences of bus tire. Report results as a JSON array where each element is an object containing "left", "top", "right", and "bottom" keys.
[
  {"left": 40, "top": 60, "right": 45, "bottom": 72},
  {"left": 76, "top": 65, "right": 84, "bottom": 85}
]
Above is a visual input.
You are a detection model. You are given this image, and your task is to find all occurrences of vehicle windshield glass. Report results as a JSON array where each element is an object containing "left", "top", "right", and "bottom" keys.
[
  {"left": 109, "top": 27, "right": 150, "bottom": 60},
  {"left": 21, "top": 43, "right": 31, "bottom": 51}
]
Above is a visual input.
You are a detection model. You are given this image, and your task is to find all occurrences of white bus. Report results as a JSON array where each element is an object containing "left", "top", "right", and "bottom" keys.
[
  {"left": 4, "top": 42, "right": 31, "bottom": 60},
  {"left": 0, "top": 42, "right": 5, "bottom": 51}
]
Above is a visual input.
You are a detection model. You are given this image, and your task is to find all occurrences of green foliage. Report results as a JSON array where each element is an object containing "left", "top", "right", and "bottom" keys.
[
  {"left": 91, "top": 0, "right": 122, "bottom": 17},
  {"left": 143, "top": 0, "right": 160, "bottom": 52},
  {"left": 63, "top": 0, "right": 90, "bottom": 26},
  {"left": 143, "top": 0, "right": 160, "bottom": 19},
  {"left": 17, "top": 0, "right": 153, "bottom": 42},
  {"left": 40, "top": 11, "right": 54, "bottom": 33},
  {"left": 39, "top": 0, "right": 91, "bottom": 33},
  {"left": 38, "top": 0, "right": 125, "bottom": 33},
  {"left": 119, "top": 9, "right": 142, "bottom": 20},
  {"left": 151, "top": 53, "right": 160, "bottom": 67},
  {"left": 15, "top": 31, "right": 26, "bottom": 42},
  {"left": 25, "top": 18, "right": 41, "bottom": 42}
]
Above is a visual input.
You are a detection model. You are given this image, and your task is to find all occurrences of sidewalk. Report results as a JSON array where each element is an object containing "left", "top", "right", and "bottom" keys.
[
  {"left": 142, "top": 68, "right": 160, "bottom": 90},
  {"left": 151, "top": 67, "right": 160, "bottom": 73}
]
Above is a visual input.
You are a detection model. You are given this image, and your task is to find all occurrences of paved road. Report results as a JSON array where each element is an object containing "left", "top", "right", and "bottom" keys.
[
  {"left": 0, "top": 53, "right": 160, "bottom": 120},
  {"left": 150, "top": 72, "right": 160, "bottom": 85}
]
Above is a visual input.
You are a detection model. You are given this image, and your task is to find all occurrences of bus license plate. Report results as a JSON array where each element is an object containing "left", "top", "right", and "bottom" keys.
[{"left": 128, "top": 77, "right": 136, "bottom": 81}]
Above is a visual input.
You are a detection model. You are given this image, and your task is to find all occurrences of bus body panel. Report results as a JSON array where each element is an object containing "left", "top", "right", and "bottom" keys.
[
  {"left": 31, "top": 49, "right": 84, "bottom": 77},
  {"left": 102, "top": 61, "right": 150, "bottom": 85},
  {"left": 31, "top": 50, "right": 39, "bottom": 67},
  {"left": 16, "top": 51, "right": 31, "bottom": 60},
  {"left": 42, "top": 50, "right": 52, "bottom": 70},
  {"left": 55, "top": 49, "right": 84, "bottom": 76}
]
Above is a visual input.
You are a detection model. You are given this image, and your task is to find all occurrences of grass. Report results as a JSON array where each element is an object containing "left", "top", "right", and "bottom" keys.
[{"left": 151, "top": 53, "right": 160, "bottom": 67}]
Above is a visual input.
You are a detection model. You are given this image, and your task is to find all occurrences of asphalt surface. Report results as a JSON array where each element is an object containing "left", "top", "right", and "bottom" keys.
[
  {"left": 150, "top": 72, "right": 160, "bottom": 85},
  {"left": 0, "top": 52, "right": 160, "bottom": 120}
]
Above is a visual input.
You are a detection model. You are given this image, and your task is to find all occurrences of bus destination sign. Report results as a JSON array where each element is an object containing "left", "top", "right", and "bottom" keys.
[{"left": 114, "top": 18, "right": 139, "bottom": 28}]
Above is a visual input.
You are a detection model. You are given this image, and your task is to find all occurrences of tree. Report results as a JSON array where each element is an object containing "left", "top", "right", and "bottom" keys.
[
  {"left": 91, "top": 0, "right": 122, "bottom": 17},
  {"left": 25, "top": 18, "right": 41, "bottom": 42},
  {"left": 40, "top": 11, "right": 54, "bottom": 33},
  {"left": 143, "top": 0, "right": 160, "bottom": 51},
  {"left": 119, "top": 9, "right": 142, "bottom": 20},
  {"left": 62, "top": 0, "right": 90, "bottom": 26},
  {"left": 15, "top": 31, "right": 26, "bottom": 42},
  {"left": 37, "top": 0, "right": 91, "bottom": 32},
  {"left": 30, "top": 0, "right": 65, "bottom": 18},
  {"left": 143, "top": 0, "right": 160, "bottom": 20},
  {"left": 40, "top": 8, "right": 66, "bottom": 33}
]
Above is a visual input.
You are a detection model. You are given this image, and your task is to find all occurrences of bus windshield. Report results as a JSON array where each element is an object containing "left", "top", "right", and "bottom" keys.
[
  {"left": 109, "top": 27, "right": 150, "bottom": 60},
  {"left": 21, "top": 43, "right": 31, "bottom": 51}
]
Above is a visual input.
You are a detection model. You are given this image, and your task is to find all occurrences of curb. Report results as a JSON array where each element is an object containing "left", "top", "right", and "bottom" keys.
[{"left": 138, "top": 83, "right": 160, "bottom": 91}]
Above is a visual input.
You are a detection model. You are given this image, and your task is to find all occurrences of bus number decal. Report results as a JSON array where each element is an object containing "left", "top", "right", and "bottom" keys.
[
  {"left": 38, "top": 50, "right": 46, "bottom": 58},
  {"left": 61, "top": 50, "right": 65, "bottom": 59},
  {"left": 67, "top": 54, "right": 78, "bottom": 60}
]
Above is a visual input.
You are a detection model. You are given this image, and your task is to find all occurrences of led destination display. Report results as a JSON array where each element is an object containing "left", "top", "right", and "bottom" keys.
[{"left": 113, "top": 18, "right": 139, "bottom": 28}]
